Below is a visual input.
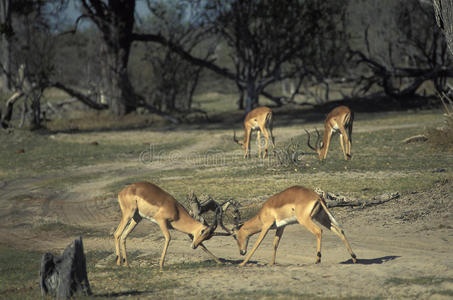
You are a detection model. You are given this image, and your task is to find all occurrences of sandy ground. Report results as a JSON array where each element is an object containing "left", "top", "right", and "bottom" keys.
[{"left": 1, "top": 121, "right": 452, "bottom": 299}]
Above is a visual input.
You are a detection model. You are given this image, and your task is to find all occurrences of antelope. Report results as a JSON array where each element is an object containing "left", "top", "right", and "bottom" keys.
[
  {"left": 114, "top": 182, "right": 221, "bottom": 270},
  {"left": 305, "top": 105, "right": 353, "bottom": 161},
  {"left": 234, "top": 106, "right": 275, "bottom": 158},
  {"left": 230, "top": 186, "right": 357, "bottom": 266}
]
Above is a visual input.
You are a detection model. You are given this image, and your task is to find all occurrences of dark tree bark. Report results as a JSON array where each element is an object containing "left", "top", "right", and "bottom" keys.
[
  {"left": 80, "top": 0, "right": 137, "bottom": 116},
  {"left": 0, "top": 0, "right": 13, "bottom": 93},
  {"left": 434, "top": 0, "right": 453, "bottom": 57},
  {"left": 40, "top": 237, "right": 92, "bottom": 300}
]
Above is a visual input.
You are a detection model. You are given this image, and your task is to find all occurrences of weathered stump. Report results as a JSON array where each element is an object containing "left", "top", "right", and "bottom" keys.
[{"left": 39, "top": 237, "right": 92, "bottom": 299}]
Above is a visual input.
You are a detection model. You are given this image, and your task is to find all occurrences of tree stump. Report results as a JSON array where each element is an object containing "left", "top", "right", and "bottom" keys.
[{"left": 39, "top": 237, "right": 92, "bottom": 299}]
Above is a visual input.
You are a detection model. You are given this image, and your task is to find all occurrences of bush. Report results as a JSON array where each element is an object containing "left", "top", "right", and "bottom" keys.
[{"left": 428, "top": 114, "right": 453, "bottom": 152}]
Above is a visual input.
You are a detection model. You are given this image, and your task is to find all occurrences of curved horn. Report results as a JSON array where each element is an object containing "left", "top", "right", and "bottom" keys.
[
  {"left": 209, "top": 206, "right": 221, "bottom": 232},
  {"left": 314, "top": 128, "right": 322, "bottom": 149},
  {"left": 305, "top": 129, "right": 317, "bottom": 151}
]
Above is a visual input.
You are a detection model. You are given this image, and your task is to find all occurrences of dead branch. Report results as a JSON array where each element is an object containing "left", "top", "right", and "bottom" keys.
[
  {"left": 315, "top": 188, "right": 400, "bottom": 208},
  {"left": 402, "top": 135, "right": 428, "bottom": 143}
]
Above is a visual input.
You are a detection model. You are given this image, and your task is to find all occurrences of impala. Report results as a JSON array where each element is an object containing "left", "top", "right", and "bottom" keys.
[
  {"left": 305, "top": 105, "right": 353, "bottom": 160},
  {"left": 230, "top": 186, "right": 357, "bottom": 266},
  {"left": 234, "top": 106, "right": 275, "bottom": 158},
  {"left": 114, "top": 182, "right": 221, "bottom": 270}
]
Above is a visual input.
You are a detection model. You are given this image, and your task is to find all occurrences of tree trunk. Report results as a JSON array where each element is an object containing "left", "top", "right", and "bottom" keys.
[
  {"left": 245, "top": 81, "right": 259, "bottom": 113},
  {"left": 0, "top": 0, "right": 13, "bottom": 93},
  {"left": 102, "top": 41, "right": 136, "bottom": 116},
  {"left": 82, "top": 0, "right": 137, "bottom": 116}
]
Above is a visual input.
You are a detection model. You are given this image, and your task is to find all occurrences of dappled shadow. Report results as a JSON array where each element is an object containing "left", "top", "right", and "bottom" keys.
[
  {"left": 340, "top": 255, "right": 400, "bottom": 265},
  {"left": 222, "top": 258, "right": 259, "bottom": 266},
  {"left": 94, "top": 290, "right": 152, "bottom": 298}
]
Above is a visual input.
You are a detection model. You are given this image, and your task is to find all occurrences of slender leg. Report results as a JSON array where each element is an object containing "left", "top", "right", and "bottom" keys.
[
  {"left": 114, "top": 209, "right": 135, "bottom": 266},
  {"left": 347, "top": 123, "right": 353, "bottom": 158},
  {"left": 268, "top": 119, "right": 275, "bottom": 149},
  {"left": 244, "top": 128, "right": 252, "bottom": 158},
  {"left": 157, "top": 220, "right": 171, "bottom": 271},
  {"left": 314, "top": 210, "right": 357, "bottom": 263},
  {"left": 338, "top": 126, "right": 350, "bottom": 160},
  {"left": 321, "top": 130, "right": 333, "bottom": 160},
  {"left": 270, "top": 227, "right": 285, "bottom": 265},
  {"left": 299, "top": 216, "right": 323, "bottom": 264},
  {"left": 329, "top": 225, "right": 357, "bottom": 263},
  {"left": 119, "top": 217, "right": 140, "bottom": 266},
  {"left": 239, "top": 224, "right": 272, "bottom": 266},
  {"left": 257, "top": 130, "right": 262, "bottom": 158},
  {"left": 339, "top": 134, "right": 347, "bottom": 160},
  {"left": 198, "top": 243, "right": 222, "bottom": 264},
  {"left": 260, "top": 125, "right": 270, "bottom": 158}
]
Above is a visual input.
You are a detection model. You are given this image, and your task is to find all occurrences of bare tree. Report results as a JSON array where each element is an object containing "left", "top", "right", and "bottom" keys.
[
  {"left": 1, "top": 0, "right": 68, "bottom": 128},
  {"left": 434, "top": 0, "right": 453, "bottom": 57},
  {"left": 138, "top": 0, "right": 214, "bottom": 113},
  {"left": 348, "top": 0, "right": 453, "bottom": 99}
]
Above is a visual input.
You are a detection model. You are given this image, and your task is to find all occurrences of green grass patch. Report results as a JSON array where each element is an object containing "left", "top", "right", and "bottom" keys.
[
  {"left": 385, "top": 276, "right": 453, "bottom": 286},
  {"left": 33, "top": 222, "right": 107, "bottom": 237},
  {"left": 0, "top": 130, "right": 193, "bottom": 179},
  {"left": 0, "top": 245, "right": 42, "bottom": 300}
]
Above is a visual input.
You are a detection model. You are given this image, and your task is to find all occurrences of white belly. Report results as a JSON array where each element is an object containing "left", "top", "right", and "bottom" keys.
[
  {"left": 275, "top": 217, "right": 298, "bottom": 228},
  {"left": 139, "top": 212, "right": 158, "bottom": 224}
]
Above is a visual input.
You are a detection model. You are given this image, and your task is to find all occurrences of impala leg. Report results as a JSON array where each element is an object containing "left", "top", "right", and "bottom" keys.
[
  {"left": 244, "top": 128, "right": 252, "bottom": 158},
  {"left": 198, "top": 242, "right": 222, "bottom": 264},
  {"left": 321, "top": 130, "right": 333, "bottom": 160},
  {"left": 157, "top": 220, "right": 171, "bottom": 271},
  {"left": 270, "top": 227, "right": 285, "bottom": 266},
  {"left": 239, "top": 225, "right": 271, "bottom": 267},
  {"left": 257, "top": 130, "right": 262, "bottom": 158},
  {"left": 314, "top": 210, "right": 357, "bottom": 263},
  {"left": 339, "top": 134, "right": 347, "bottom": 160},
  {"left": 119, "top": 217, "right": 140, "bottom": 267},
  {"left": 299, "top": 216, "right": 322, "bottom": 264},
  {"left": 260, "top": 125, "right": 270, "bottom": 158},
  {"left": 329, "top": 225, "right": 357, "bottom": 263},
  {"left": 114, "top": 210, "right": 135, "bottom": 266},
  {"left": 268, "top": 120, "right": 275, "bottom": 149},
  {"left": 339, "top": 126, "right": 351, "bottom": 160}
]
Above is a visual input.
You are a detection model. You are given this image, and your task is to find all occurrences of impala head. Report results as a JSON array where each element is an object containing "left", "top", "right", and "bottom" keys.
[
  {"left": 233, "top": 130, "right": 246, "bottom": 149},
  {"left": 305, "top": 129, "right": 324, "bottom": 160},
  {"left": 231, "top": 223, "right": 248, "bottom": 255},
  {"left": 191, "top": 208, "right": 220, "bottom": 249}
]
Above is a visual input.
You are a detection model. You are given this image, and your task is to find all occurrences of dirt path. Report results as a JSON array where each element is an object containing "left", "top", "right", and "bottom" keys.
[{"left": 1, "top": 118, "right": 452, "bottom": 298}]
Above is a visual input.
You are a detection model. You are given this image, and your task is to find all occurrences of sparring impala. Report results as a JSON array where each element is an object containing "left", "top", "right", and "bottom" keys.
[
  {"left": 305, "top": 105, "right": 353, "bottom": 161},
  {"left": 114, "top": 182, "right": 221, "bottom": 270},
  {"left": 234, "top": 106, "right": 275, "bottom": 158},
  {"left": 230, "top": 186, "right": 357, "bottom": 266}
]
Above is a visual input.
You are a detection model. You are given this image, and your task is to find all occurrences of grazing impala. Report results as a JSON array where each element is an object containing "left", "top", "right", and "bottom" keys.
[
  {"left": 114, "top": 182, "right": 221, "bottom": 270},
  {"left": 234, "top": 106, "right": 275, "bottom": 158},
  {"left": 230, "top": 186, "right": 357, "bottom": 266},
  {"left": 306, "top": 105, "right": 353, "bottom": 161}
]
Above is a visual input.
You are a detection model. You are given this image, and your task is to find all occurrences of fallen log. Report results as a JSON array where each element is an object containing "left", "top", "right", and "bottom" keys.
[{"left": 315, "top": 188, "right": 400, "bottom": 208}]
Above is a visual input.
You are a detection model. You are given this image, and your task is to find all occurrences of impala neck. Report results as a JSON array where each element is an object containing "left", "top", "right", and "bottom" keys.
[
  {"left": 170, "top": 205, "right": 204, "bottom": 235},
  {"left": 241, "top": 214, "right": 262, "bottom": 237}
]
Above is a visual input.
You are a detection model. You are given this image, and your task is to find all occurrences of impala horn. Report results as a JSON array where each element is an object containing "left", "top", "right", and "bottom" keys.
[
  {"left": 233, "top": 130, "right": 243, "bottom": 145},
  {"left": 305, "top": 128, "right": 321, "bottom": 151}
]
